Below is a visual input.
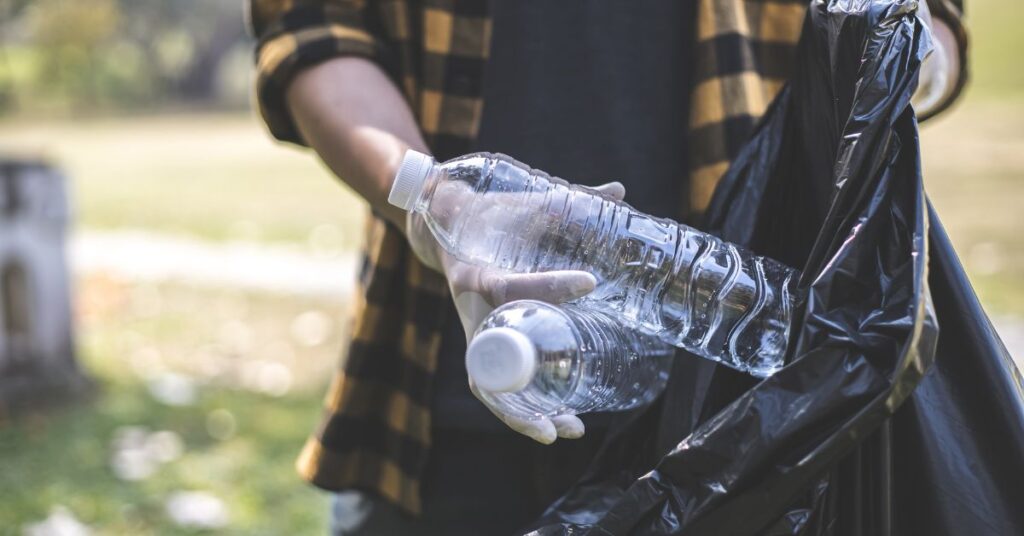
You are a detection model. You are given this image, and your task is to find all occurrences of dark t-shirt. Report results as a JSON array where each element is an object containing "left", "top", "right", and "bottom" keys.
[{"left": 432, "top": 0, "right": 694, "bottom": 429}]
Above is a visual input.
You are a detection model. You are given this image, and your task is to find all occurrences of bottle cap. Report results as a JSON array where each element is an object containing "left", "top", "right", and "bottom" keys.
[
  {"left": 466, "top": 327, "right": 537, "bottom": 393},
  {"left": 388, "top": 150, "right": 434, "bottom": 211}
]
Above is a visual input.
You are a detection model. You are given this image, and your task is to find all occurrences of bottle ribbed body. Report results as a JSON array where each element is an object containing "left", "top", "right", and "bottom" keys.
[
  {"left": 476, "top": 301, "right": 673, "bottom": 418},
  {"left": 417, "top": 152, "right": 800, "bottom": 377}
]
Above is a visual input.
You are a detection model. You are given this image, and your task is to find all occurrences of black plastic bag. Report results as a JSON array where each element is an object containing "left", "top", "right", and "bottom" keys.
[{"left": 528, "top": 1, "right": 1024, "bottom": 534}]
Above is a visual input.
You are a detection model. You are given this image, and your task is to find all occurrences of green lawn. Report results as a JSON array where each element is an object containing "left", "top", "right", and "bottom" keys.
[
  {"left": 0, "top": 113, "right": 367, "bottom": 247},
  {"left": 0, "top": 279, "right": 348, "bottom": 534},
  {"left": 966, "top": 0, "right": 1024, "bottom": 100},
  {"left": 0, "top": 378, "right": 327, "bottom": 535},
  {"left": 922, "top": 98, "right": 1024, "bottom": 314}
]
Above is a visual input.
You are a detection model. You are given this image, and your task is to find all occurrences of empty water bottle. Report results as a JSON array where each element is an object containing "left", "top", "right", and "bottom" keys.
[
  {"left": 467, "top": 300, "right": 673, "bottom": 418},
  {"left": 390, "top": 150, "right": 800, "bottom": 376}
]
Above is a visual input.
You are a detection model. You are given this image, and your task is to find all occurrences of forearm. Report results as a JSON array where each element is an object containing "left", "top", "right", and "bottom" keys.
[{"left": 286, "top": 57, "right": 428, "bottom": 228}]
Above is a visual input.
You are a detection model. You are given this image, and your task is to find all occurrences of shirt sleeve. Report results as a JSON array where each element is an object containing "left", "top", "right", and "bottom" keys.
[{"left": 247, "top": 0, "right": 379, "bottom": 144}]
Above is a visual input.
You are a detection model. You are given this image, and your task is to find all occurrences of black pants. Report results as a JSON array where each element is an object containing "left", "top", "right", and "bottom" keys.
[{"left": 330, "top": 426, "right": 606, "bottom": 535}]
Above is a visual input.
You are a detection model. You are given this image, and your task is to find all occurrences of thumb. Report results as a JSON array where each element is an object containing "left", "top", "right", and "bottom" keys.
[
  {"left": 591, "top": 181, "right": 626, "bottom": 201},
  {"left": 478, "top": 269, "right": 596, "bottom": 306},
  {"left": 471, "top": 382, "right": 558, "bottom": 444},
  {"left": 452, "top": 290, "right": 494, "bottom": 342}
]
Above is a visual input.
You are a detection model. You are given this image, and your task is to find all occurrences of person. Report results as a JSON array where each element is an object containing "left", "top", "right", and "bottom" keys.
[{"left": 247, "top": 0, "right": 967, "bottom": 534}]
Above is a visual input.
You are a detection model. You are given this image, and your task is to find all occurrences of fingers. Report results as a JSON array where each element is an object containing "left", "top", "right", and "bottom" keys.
[
  {"left": 591, "top": 181, "right": 626, "bottom": 201},
  {"left": 470, "top": 376, "right": 584, "bottom": 444},
  {"left": 471, "top": 383, "right": 558, "bottom": 444},
  {"left": 446, "top": 262, "right": 598, "bottom": 337},
  {"left": 450, "top": 259, "right": 597, "bottom": 306},
  {"left": 500, "top": 412, "right": 558, "bottom": 445},
  {"left": 451, "top": 290, "right": 494, "bottom": 342},
  {"left": 478, "top": 270, "right": 596, "bottom": 305},
  {"left": 551, "top": 415, "right": 585, "bottom": 439}
]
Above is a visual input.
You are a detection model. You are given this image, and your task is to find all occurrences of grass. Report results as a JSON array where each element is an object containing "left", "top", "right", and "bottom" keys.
[
  {"left": 922, "top": 99, "right": 1024, "bottom": 314},
  {"left": 965, "top": 0, "right": 1024, "bottom": 100},
  {"left": 0, "top": 277, "right": 349, "bottom": 534},
  {"left": 0, "top": 113, "right": 368, "bottom": 247},
  {"left": 0, "top": 380, "right": 327, "bottom": 535}
]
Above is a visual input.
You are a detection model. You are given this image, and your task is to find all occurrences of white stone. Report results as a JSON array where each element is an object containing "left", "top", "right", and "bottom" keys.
[
  {"left": 146, "top": 372, "right": 198, "bottom": 406},
  {"left": 22, "top": 506, "right": 92, "bottom": 536},
  {"left": 165, "top": 491, "right": 230, "bottom": 530}
]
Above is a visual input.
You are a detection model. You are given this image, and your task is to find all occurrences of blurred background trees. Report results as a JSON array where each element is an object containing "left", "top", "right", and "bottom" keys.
[{"left": 0, "top": 0, "right": 249, "bottom": 114}]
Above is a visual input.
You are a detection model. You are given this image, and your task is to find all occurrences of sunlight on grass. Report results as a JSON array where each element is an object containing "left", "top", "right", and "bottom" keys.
[
  {"left": 967, "top": 0, "right": 1024, "bottom": 100},
  {"left": 922, "top": 99, "right": 1024, "bottom": 315},
  {"left": 0, "top": 381, "right": 329, "bottom": 535},
  {"left": 0, "top": 278, "right": 347, "bottom": 534},
  {"left": 0, "top": 113, "right": 368, "bottom": 246}
]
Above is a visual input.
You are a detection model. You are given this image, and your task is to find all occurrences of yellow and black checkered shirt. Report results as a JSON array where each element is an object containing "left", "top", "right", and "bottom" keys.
[{"left": 249, "top": 0, "right": 966, "bottom": 515}]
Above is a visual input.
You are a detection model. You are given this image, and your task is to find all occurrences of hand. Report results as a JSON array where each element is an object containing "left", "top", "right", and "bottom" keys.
[
  {"left": 913, "top": 1, "right": 961, "bottom": 118},
  {"left": 406, "top": 181, "right": 627, "bottom": 443}
]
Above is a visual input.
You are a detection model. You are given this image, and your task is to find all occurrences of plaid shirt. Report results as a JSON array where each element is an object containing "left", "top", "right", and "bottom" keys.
[{"left": 249, "top": 0, "right": 966, "bottom": 515}]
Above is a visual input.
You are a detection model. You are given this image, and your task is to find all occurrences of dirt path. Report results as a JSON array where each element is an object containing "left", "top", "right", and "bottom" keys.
[{"left": 71, "top": 230, "right": 357, "bottom": 298}]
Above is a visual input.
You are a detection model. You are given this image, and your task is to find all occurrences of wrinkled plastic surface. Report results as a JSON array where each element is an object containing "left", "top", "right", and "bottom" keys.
[{"left": 527, "top": 1, "right": 1024, "bottom": 534}]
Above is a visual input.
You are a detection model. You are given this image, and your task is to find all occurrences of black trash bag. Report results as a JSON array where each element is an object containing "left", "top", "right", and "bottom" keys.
[{"left": 527, "top": 0, "right": 1024, "bottom": 534}]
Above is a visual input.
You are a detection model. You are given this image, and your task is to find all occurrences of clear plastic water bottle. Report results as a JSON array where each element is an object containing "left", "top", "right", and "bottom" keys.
[
  {"left": 467, "top": 300, "right": 673, "bottom": 418},
  {"left": 390, "top": 150, "right": 800, "bottom": 377}
]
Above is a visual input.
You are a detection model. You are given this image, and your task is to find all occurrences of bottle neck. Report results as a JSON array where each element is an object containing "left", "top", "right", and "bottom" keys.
[{"left": 411, "top": 164, "right": 441, "bottom": 213}]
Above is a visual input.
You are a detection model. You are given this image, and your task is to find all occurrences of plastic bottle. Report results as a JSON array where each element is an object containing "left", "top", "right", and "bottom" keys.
[
  {"left": 391, "top": 150, "right": 800, "bottom": 377},
  {"left": 467, "top": 300, "right": 673, "bottom": 418}
]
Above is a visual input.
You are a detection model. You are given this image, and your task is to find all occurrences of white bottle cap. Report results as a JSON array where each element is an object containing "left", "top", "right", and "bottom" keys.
[
  {"left": 388, "top": 149, "right": 434, "bottom": 211},
  {"left": 466, "top": 327, "right": 538, "bottom": 393}
]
